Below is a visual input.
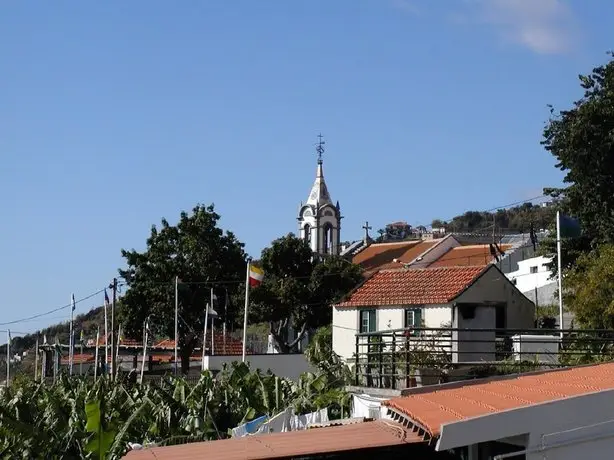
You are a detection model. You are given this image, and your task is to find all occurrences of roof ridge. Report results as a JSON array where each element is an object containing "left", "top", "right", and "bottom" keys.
[{"left": 378, "top": 265, "right": 487, "bottom": 273}]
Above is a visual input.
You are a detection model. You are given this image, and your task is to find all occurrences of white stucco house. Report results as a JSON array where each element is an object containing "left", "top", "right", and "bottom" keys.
[{"left": 332, "top": 265, "right": 535, "bottom": 363}]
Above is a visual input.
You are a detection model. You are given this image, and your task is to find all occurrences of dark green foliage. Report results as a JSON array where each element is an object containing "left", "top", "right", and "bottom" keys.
[
  {"left": 118, "top": 204, "right": 246, "bottom": 373},
  {"left": 540, "top": 53, "right": 614, "bottom": 271},
  {"left": 250, "top": 234, "right": 363, "bottom": 352},
  {"left": 0, "top": 362, "right": 351, "bottom": 459}
]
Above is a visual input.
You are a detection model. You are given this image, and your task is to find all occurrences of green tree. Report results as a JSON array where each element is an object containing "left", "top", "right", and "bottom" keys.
[
  {"left": 541, "top": 53, "right": 614, "bottom": 270},
  {"left": 118, "top": 204, "right": 246, "bottom": 373},
  {"left": 250, "top": 234, "right": 363, "bottom": 353},
  {"left": 564, "top": 244, "right": 614, "bottom": 329}
]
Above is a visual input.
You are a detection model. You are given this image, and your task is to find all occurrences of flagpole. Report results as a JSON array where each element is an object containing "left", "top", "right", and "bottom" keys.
[
  {"left": 174, "top": 276, "right": 179, "bottom": 375},
  {"left": 242, "top": 259, "right": 251, "bottom": 363},
  {"left": 6, "top": 330, "right": 10, "bottom": 387},
  {"left": 111, "top": 278, "right": 117, "bottom": 381},
  {"left": 41, "top": 341, "right": 46, "bottom": 382},
  {"left": 34, "top": 336, "right": 39, "bottom": 382},
  {"left": 94, "top": 327, "right": 100, "bottom": 382},
  {"left": 202, "top": 303, "right": 209, "bottom": 371},
  {"left": 104, "top": 290, "right": 109, "bottom": 376},
  {"left": 79, "top": 332, "right": 83, "bottom": 376},
  {"left": 69, "top": 294, "right": 75, "bottom": 376},
  {"left": 140, "top": 318, "right": 149, "bottom": 385},
  {"left": 556, "top": 210, "right": 564, "bottom": 339},
  {"left": 115, "top": 324, "right": 122, "bottom": 378},
  {"left": 210, "top": 288, "right": 215, "bottom": 356}
]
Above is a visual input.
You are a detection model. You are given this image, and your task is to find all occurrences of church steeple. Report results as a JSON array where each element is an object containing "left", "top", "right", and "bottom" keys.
[
  {"left": 306, "top": 134, "right": 332, "bottom": 206},
  {"left": 297, "top": 134, "right": 342, "bottom": 255}
]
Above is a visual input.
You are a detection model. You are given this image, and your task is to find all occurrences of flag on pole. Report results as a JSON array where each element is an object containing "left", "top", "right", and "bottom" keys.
[
  {"left": 71, "top": 293, "right": 76, "bottom": 311},
  {"left": 249, "top": 265, "right": 265, "bottom": 287}
]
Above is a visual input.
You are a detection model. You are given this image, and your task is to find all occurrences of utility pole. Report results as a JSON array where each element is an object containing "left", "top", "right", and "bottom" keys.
[{"left": 110, "top": 278, "right": 117, "bottom": 381}]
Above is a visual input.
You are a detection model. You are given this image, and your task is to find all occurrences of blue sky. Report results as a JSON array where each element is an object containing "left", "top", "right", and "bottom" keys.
[{"left": 1, "top": 0, "right": 612, "bottom": 335}]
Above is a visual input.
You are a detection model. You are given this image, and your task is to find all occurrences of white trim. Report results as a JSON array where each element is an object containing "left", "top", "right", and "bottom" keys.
[{"left": 435, "top": 388, "right": 614, "bottom": 451}]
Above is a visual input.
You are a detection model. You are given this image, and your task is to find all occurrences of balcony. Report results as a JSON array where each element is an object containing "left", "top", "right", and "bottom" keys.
[{"left": 352, "top": 327, "right": 614, "bottom": 390}]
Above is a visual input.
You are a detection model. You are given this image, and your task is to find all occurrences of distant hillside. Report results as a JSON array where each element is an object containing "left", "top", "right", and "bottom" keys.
[
  {"left": 432, "top": 202, "right": 557, "bottom": 234},
  {"left": 1, "top": 305, "right": 108, "bottom": 378},
  {"left": 375, "top": 202, "right": 556, "bottom": 243}
]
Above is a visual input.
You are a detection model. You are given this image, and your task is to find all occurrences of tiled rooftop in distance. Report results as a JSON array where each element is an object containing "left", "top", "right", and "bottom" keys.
[
  {"left": 352, "top": 241, "right": 437, "bottom": 275},
  {"left": 428, "top": 244, "right": 512, "bottom": 268},
  {"left": 385, "top": 362, "right": 614, "bottom": 438}
]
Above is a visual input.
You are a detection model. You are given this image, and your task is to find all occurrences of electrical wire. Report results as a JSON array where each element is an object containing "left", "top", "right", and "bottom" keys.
[{"left": 0, "top": 287, "right": 107, "bottom": 326}]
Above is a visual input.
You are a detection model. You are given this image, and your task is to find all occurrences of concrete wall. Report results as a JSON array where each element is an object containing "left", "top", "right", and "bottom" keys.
[
  {"left": 451, "top": 305, "right": 496, "bottom": 363},
  {"left": 455, "top": 265, "right": 535, "bottom": 330},
  {"left": 522, "top": 281, "right": 558, "bottom": 309},
  {"left": 203, "top": 354, "right": 315, "bottom": 381}
]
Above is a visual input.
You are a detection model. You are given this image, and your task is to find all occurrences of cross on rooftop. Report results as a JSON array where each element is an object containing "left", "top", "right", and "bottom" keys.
[
  {"left": 362, "top": 221, "right": 372, "bottom": 240},
  {"left": 316, "top": 133, "right": 325, "bottom": 164}
]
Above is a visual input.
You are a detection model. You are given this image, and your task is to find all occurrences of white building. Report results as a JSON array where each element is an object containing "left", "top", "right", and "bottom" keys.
[
  {"left": 332, "top": 264, "right": 535, "bottom": 363},
  {"left": 507, "top": 255, "right": 556, "bottom": 303},
  {"left": 297, "top": 139, "right": 342, "bottom": 256}
]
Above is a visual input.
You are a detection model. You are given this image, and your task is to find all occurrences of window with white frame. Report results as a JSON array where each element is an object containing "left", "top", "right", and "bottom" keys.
[{"left": 405, "top": 307, "right": 422, "bottom": 336}]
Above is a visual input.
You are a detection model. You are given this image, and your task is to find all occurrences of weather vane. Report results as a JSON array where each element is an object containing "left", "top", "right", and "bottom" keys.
[{"left": 316, "top": 133, "right": 325, "bottom": 164}]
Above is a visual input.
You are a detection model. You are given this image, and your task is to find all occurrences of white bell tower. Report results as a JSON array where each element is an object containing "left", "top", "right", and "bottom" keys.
[{"left": 297, "top": 135, "right": 342, "bottom": 255}]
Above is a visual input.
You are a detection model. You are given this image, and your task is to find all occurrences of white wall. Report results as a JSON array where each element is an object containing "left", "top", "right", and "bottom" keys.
[
  {"left": 332, "top": 305, "right": 452, "bottom": 362},
  {"left": 424, "top": 305, "right": 452, "bottom": 328},
  {"left": 203, "top": 354, "right": 315, "bottom": 381},
  {"left": 332, "top": 307, "right": 358, "bottom": 361},
  {"left": 507, "top": 255, "right": 554, "bottom": 294}
]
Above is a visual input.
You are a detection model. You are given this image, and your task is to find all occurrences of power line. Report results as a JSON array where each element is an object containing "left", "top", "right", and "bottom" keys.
[{"left": 0, "top": 288, "right": 107, "bottom": 326}]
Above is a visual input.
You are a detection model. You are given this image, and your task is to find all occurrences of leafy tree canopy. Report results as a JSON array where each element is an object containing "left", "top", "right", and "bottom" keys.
[
  {"left": 540, "top": 53, "right": 614, "bottom": 270},
  {"left": 564, "top": 244, "right": 614, "bottom": 329},
  {"left": 118, "top": 204, "right": 246, "bottom": 372},
  {"left": 250, "top": 234, "right": 363, "bottom": 352}
]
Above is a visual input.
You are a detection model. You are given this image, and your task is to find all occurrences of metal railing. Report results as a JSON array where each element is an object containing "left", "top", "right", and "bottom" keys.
[{"left": 353, "top": 327, "right": 614, "bottom": 389}]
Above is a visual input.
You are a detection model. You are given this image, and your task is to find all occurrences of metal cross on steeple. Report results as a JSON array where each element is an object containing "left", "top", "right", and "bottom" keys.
[
  {"left": 362, "top": 221, "right": 372, "bottom": 241},
  {"left": 316, "top": 133, "right": 325, "bottom": 164}
]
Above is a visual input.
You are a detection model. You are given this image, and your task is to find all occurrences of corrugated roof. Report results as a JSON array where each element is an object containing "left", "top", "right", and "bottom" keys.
[
  {"left": 385, "top": 362, "right": 614, "bottom": 438},
  {"left": 352, "top": 241, "right": 437, "bottom": 275},
  {"left": 122, "top": 419, "right": 423, "bottom": 459},
  {"left": 428, "top": 245, "right": 512, "bottom": 268},
  {"left": 335, "top": 266, "right": 486, "bottom": 308}
]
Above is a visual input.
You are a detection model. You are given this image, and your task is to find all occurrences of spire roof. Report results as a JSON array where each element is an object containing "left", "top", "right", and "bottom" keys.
[{"left": 306, "top": 135, "right": 333, "bottom": 206}]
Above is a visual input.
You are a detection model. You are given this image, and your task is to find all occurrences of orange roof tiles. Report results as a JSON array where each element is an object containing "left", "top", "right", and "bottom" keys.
[
  {"left": 122, "top": 420, "right": 423, "bottom": 459},
  {"left": 385, "top": 362, "right": 614, "bottom": 438},
  {"left": 428, "top": 244, "right": 512, "bottom": 268},
  {"left": 336, "top": 266, "right": 486, "bottom": 308},
  {"left": 60, "top": 353, "right": 95, "bottom": 365},
  {"left": 154, "top": 333, "right": 247, "bottom": 356},
  {"left": 352, "top": 241, "right": 437, "bottom": 275}
]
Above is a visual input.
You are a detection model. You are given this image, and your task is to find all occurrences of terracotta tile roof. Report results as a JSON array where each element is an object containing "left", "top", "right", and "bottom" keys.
[
  {"left": 385, "top": 362, "right": 614, "bottom": 438},
  {"left": 154, "top": 333, "right": 248, "bottom": 356},
  {"left": 352, "top": 241, "right": 437, "bottom": 275},
  {"left": 427, "top": 244, "right": 512, "bottom": 268},
  {"left": 122, "top": 420, "right": 423, "bottom": 459},
  {"left": 336, "top": 266, "right": 487, "bottom": 308},
  {"left": 60, "top": 353, "right": 95, "bottom": 365}
]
